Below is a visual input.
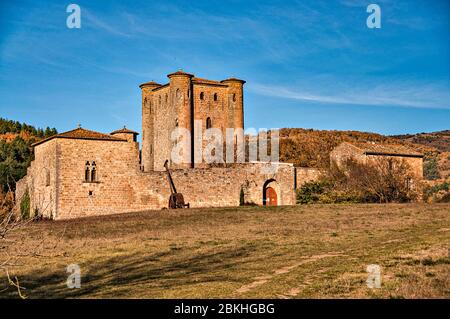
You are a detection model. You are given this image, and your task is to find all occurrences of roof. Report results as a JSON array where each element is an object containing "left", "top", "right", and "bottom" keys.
[
  {"left": 32, "top": 127, "right": 127, "bottom": 147},
  {"left": 110, "top": 126, "right": 139, "bottom": 135},
  {"left": 347, "top": 141, "right": 423, "bottom": 157},
  {"left": 221, "top": 77, "right": 246, "bottom": 84},
  {"left": 139, "top": 81, "right": 162, "bottom": 88},
  {"left": 192, "top": 77, "right": 228, "bottom": 87},
  {"left": 167, "top": 70, "right": 194, "bottom": 78}
]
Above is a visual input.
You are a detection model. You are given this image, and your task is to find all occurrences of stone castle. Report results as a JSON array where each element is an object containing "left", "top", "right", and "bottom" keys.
[
  {"left": 15, "top": 71, "right": 317, "bottom": 220},
  {"left": 15, "top": 70, "right": 423, "bottom": 220}
]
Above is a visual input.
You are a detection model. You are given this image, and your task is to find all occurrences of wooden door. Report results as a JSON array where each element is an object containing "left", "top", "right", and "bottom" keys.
[{"left": 265, "top": 187, "right": 277, "bottom": 206}]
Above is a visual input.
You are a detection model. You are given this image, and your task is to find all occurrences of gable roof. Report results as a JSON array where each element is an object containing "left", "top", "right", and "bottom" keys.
[
  {"left": 346, "top": 141, "right": 423, "bottom": 157},
  {"left": 31, "top": 127, "right": 127, "bottom": 147}
]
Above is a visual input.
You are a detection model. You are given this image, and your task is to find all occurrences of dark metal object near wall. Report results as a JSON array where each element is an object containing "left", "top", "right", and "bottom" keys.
[{"left": 164, "top": 160, "right": 190, "bottom": 209}]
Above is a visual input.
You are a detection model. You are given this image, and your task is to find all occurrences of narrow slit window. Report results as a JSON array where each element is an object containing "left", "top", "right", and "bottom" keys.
[{"left": 206, "top": 117, "right": 212, "bottom": 129}]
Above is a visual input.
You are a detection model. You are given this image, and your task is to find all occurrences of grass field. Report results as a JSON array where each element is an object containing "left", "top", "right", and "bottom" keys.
[{"left": 1, "top": 203, "right": 449, "bottom": 298}]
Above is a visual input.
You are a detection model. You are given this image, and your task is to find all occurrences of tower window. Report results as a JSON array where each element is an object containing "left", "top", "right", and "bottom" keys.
[
  {"left": 232, "top": 93, "right": 236, "bottom": 102},
  {"left": 165, "top": 94, "right": 168, "bottom": 103},
  {"left": 200, "top": 92, "right": 204, "bottom": 100},
  {"left": 159, "top": 95, "right": 161, "bottom": 106},
  {"left": 213, "top": 93, "right": 218, "bottom": 101},
  {"left": 206, "top": 117, "right": 212, "bottom": 129},
  {"left": 91, "top": 161, "right": 97, "bottom": 182},
  {"left": 85, "top": 161, "right": 90, "bottom": 182}
]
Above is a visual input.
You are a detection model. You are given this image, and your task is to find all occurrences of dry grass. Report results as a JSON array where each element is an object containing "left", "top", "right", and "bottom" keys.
[{"left": 1, "top": 203, "right": 449, "bottom": 299}]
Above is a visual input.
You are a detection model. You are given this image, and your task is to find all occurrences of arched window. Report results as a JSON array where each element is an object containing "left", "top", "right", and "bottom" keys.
[
  {"left": 232, "top": 93, "right": 236, "bottom": 102},
  {"left": 200, "top": 92, "right": 204, "bottom": 100},
  {"left": 213, "top": 93, "right": 218, "bottom": 101},
  {"left": 175, "top": 118, "right": 179, "bottom": 127},
  {"left": 91, "top": 161, "right": 97, "bottom": 182},
  {"left": 85, "top": 161, "right": 90, "bottom": 182},
  {"left": 206, "top": 117, "right": 212, "bottom": 129}
]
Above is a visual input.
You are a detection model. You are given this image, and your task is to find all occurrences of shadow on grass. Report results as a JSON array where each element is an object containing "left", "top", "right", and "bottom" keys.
[{"left": 1, "top": 243, "right": 258, "bottom": 298}]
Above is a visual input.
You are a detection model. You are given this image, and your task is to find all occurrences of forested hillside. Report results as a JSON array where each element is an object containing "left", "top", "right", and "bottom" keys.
[{"left": 0, "top": 118, "right": 57, "bottom": 192}]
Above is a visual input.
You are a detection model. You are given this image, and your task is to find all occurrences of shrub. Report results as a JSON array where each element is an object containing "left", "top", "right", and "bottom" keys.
[
  {"left": 20, "top": 188, "right": 30, "bottom": 219},
  {"left": 297, "top": 157, "right": 419, "bottom": 204},
  {"left": 423, "top": 157, "right": 440, "bottom": 180}
]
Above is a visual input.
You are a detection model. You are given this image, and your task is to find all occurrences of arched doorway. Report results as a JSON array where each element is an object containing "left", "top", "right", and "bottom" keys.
[{"left": 263, "top": 179, "right": 278, "bottom": 206}]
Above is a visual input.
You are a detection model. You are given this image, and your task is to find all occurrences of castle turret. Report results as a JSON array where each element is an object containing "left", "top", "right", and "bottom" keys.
[
  {"left": 139, "top": 81, "right": 161, "bottom": 172},
  {"left": 221, "top": 78, "right": 245, "bottom": 131},
  {"left": 167, "top": 70, "right": 194, "bottom": 169},
  {"left": 110, "top": 126, "right": 139, "bottom": 143}
]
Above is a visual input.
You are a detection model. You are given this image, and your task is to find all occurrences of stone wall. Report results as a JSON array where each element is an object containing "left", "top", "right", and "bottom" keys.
[
  {"left": 17, "top": 136, "right": 296, "bottom": 220},
  {"left": 15, "top": 139, "right": 58, "bottom": 218},
  {"left": 295, "top": 167, "right": 321, "bottom": 187}
]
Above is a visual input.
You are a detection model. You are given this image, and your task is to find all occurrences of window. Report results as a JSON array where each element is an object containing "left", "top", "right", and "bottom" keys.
[
  {"left": 206, "top": 117, "right": 212, "bottom": 129},
  {"left": 165, "top": 94, "right": 168, "bottom": 103},
  {"left": 200, "top": 92, "right": 204, "bottom": 100},
  {"left": 232, "top": 93, "right": 236, "bottom": 102},
  {"left": 213, "top": 93, "right": 218, "bottom": 101},
  {"left": 175, "top": 118, "right": 179, "bottom": 127},
  {"left": 176, "top": 89, "right": 181, "bottom": 100},
  {"left": 84, "top": 161, "right": 98, "bottom": 183},
  {"left": 91, "top": 161, "right": 97, "bottom": 182},
  {"left": 159, "top": 95, "right": 161, "bottom": 106},
  {"left": 45, "top": 169, "right": 50, "bottom": 186},
  {"left": 85, "top": 161, "right": 90, "bottom": 182}
]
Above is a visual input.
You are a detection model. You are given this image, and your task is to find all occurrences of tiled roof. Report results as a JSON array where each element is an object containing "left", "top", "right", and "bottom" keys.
[
  {"left": 221, "top": 77, "right": 246, "bottom": 84},
  {"left": 192, "top": 77, "right": 228, "bottom": 86},
  {"left": 110, "top": 127, "right": 139, "bottom": 135},
  {"left": 32, "top": 127, "right": 126, "bottom": 147},
  {"left": 167, "top": 70, "right": 194, "bottom": 78},
  {"left": 139, "top": 81, "right": 162, "bottom": 88},
  {"left": 349, "top": 142, "right": 423, "bottom": 157}
]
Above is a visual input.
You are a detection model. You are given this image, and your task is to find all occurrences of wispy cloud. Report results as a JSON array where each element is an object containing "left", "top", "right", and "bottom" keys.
[{"left": 249, "top": 80, "right": 450, "bottom": 109}]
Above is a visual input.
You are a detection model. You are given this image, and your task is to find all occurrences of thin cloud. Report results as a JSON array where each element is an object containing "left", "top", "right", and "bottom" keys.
[{"left": 249, "top": 81, "right": 450, "bottom": 109}]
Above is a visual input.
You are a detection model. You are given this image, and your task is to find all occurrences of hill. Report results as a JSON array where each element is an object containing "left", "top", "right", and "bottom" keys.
[
  {"left": 0, "top": 118, "right": 57, "bottom": 192},
  {"left": 390, "top": 130, "right": 450, "bottom": 152}
]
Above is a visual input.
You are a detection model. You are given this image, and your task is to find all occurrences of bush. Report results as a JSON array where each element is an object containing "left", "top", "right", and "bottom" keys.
[
  {"left": 20, "top": 188, "right": 30, "bottom": 219},
  {"left": 297, "top": 157, "right": 419, "bottom": 204},
  {"left": 423, "top": 157, "right": 440, "bottom": 180},
  {"left": 296, "top": 181, "right": 328, "bottom": 204},
  {"left": 423, "top": 181, "right": 450, "bottom": 203}
]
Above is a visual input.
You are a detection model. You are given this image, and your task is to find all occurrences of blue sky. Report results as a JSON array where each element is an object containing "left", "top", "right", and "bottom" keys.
[{"left": 0, "top": 0, "right": 449, "bottom": 137}]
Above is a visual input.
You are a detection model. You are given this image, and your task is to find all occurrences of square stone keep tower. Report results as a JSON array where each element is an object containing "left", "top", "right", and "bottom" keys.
[{"left": 140, "top": 70, "right": 245, "bottom": 171}]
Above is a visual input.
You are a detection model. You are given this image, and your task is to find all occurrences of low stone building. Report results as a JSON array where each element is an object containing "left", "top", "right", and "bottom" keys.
[
  {"left": 330, "top": 141, "right": 424, "bottom": 179},
  {"left": 15, "top": 71, "right": 309, "bottom": 220}
]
